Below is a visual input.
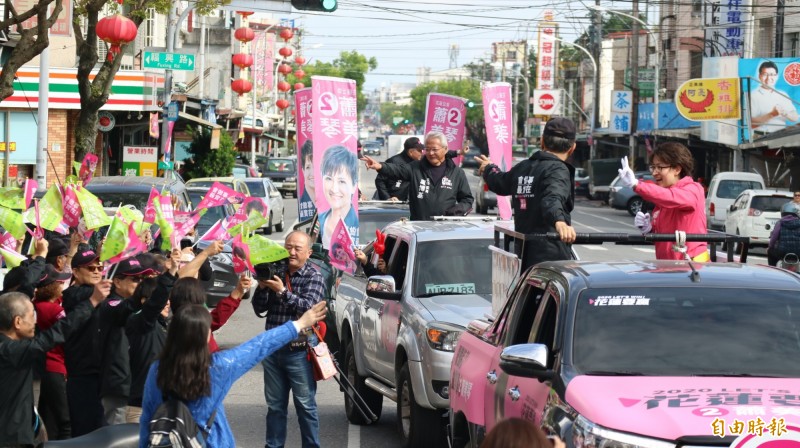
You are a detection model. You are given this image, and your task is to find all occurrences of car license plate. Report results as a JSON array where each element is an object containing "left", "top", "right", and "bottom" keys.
[{"left": 424, "top": 283, "right": 476, "bottom": 294}]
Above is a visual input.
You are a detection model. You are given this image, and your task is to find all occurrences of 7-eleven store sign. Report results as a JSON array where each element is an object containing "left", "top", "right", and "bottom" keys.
[{"left": 2, "top": 67, "right": 163, "bottom": 111}]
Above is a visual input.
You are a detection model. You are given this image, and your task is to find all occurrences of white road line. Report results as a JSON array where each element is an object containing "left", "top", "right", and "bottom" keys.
[
  {"left": 347, "top": 422, "right": 360, "bottom": 448},
  {"left": 578, "top": 245, "right": 608, "bottom": 251},
  {"left": 571, "top": 219, "right": 604, "bottom": 232},
  {"left": 634, "top": 247, "right": 656, "bottom": 253},
  {"left": 575, "top": 210, "right": 639, "bottom": 229}
]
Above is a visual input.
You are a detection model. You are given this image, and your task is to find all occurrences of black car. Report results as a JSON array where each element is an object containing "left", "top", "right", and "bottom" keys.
[
  {"left": 362, "top": 141, "right": 382, "bottom": 156},
  {"left": 186, "top": 188, "right": 237, "bottom": 237},
  {"left": 263, "top": 156, "right": 298, "bottom": 198},
  {"left": 355, "top": 201, "right": 411, "bottom": 245},
  {"left": 460, "top": 145, "right": 483, "bottom": 169}
]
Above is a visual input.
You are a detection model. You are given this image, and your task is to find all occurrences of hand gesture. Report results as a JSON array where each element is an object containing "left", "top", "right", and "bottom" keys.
[
  {"left": 475, "top": 155, "right": 491, "bottom": 175},
  {"left": 460, "top": 144, "right": 470, "bottom": 156},
  {"left": 360, "top": 156, "right": 382, "bottom": 171},
  {"left": 554, "top": 221, "right": 576, "bottom": 244},
  {"left": 90, "top": 279, "right": 113, "bottom": 306},
  {"left": 204, "top": 240, "right": 224, "bottom": 257},
  {"left": 296, "top": 301, "right": 327, "bottom": 330},
  {"left": 232, "top": 274, "right": 252, "bottom": 299},
  {"left": 634, "top": 211, "right": 652, "bottom": 234},
  {"left": 617, "top": 156, "right": 638, "bottom": 188},
  {"left": 166, "top": 248, "right": 182, "bottom": 274},
  {"left": 354, "top": 248, "right": 368, "bottom": 265},
  {"left": 34, "top": 238, "right": 49, "bottom": 258},
  {"left": 264, "top": 275, "right": 285, "bottom": 294}
]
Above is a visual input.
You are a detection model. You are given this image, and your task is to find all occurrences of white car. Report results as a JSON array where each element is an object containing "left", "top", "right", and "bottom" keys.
[
  {"left": 724, "top": 189, "right": 793, "bottom": 247},
  {"left": 243, "top": 178, "right": 285, "bottom": 235}
]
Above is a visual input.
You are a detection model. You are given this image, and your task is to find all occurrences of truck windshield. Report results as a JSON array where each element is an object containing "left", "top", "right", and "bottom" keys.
[
  {"left": 413, "top": 239, "right": 493, "bottom": 297},
  {"left": 573, "top": 287, "right": 800, "bottom": 377}
]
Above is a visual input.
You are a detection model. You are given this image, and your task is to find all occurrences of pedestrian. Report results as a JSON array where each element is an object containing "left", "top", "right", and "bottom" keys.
[
  {"left": 479, "top": 418, "right": 565, "bottom": 448},
  {"left": 139, "top": 301, "right": 327, "bottom": 448},
  {"left": 618, "top": 142, "right": 709, "bottom": 261},
  {"left": 252, "top": 231, "right": 326, "bottom": 448},
  {"left": 475, "top": 117, "right": 578, "bottom": 269},
  {"left": 0, "top": 279, "right": 111, "bottom": 447},
  {"left": 33, "top": 265, "right": 73, "bottom": 440},
  {"left": 362, "top": 131, "right": 474, "bottom": 220},
  {"left": 768, "top": 201, "right": 800, "bottom": 267},
  {"left": 374, "top": 136, "right": 424, "bottom": 201}
]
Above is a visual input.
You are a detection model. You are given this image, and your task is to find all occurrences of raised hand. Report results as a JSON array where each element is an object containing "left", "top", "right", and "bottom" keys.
[{"left": 618, "top": 156, "right": 638, "bottom": 188}]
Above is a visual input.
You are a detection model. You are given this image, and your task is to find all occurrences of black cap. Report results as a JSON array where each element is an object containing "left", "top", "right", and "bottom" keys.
[
  {"left": 37, "top": 265, "right": 72, "bottom": 288},
  {"left": 71, "top": 248, "right": 99, "bottom": 268},
  {"left": 403, "top": 137, "right": 424, "bottom": 151},
  {"left": 542, "top": 116, "right": 577, "bottom": 140},
  {"left": 115, "top": 257, "right": 150, "bottom": 277},
  {"left": 47, "top": 238, "right": 69, "bottom": 259}
]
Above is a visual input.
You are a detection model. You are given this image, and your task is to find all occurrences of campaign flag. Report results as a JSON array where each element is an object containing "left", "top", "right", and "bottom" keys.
[
  {"left": 248, "top": 234, "right": 290, "bottom": 266},
  {"left": 424, "top": 92, "right": 467, "bottom": 165},
  {"left": 311, "top": 76, "right": 359, "bottom": 249},
  {"left": 25, "top": 184, "right": 65, "bottom": 231},
  {"left": 143, "top": 187, "right": 159, "bottom": 224},
  {"left": 22, "top": 179, "right": 37, "bottom": 210},
  {"left": 174, "top": 210, "right": 201, "bottom": 241},
  {"left": 107, "top": 222, "right": 148, "bottom": 265},
  {"left": 77, "top": 154, "right": 99, "bottom": 185},
  {"left": 226, "top": 198, "right": 268, "bottom": 236},
  {"left": 198, "top": 219, "right": 227, "bottom": 242},
  {"left": 0, "top": 231, "right": 16, "bottom": 252},
  {"left": 73, "top": 186, "right": 111, "bottom": 229},
  {"left": 100, "top": 209, "right": 128, "bottom": 262},
  {"left": 0, "top": 187, "right": 24, "bottom": 210},
  {"left": 0, "top": 245, "right": 27, "bottom": 268},
  {"left": 482, "top": 82, "right": 514, "bottom": 220},
  {"left": 194, "top": 182, "right": 246, "bottom": 211},
  {"left": 0, "top": 206, "right": 26, "bottom": 239},
  {"left": 119, "top": 205, "right": 144, "bottom": 233},
  {"left": 231, "top": 234, "right": 255, "bottom": 274},
  {"left": 149, "top": 112, "right": 159, "bottom": 138},
  {"left": 155, "top": 196, "right": 175, "bottom": 252},
  {"left": 61, "top": 184, "right": 82, "bottom": 228},
  {"left": 295, "top": 88, "right": 316, "bottom": 221},
  {"left": 328, "top": 218, "right": 357, "bottom": 274}
]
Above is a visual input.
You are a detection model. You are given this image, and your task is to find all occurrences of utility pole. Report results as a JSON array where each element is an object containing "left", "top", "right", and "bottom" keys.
[
  {"left": 36, "top": 33, "right": 49, "bottom": 186},
  {"left": 630, "top": 0, "right": 640, "bottom": 165},
  {"left": 160, "top": 3, "right": 177, "bottom": 166},
  {"left": 199, "top": 15, "right": 205, "bottom": 99},
  {"left": 592, "top": 0, "right": 602, "bottom": 159},
  {"left": 776, "top": 0, "right": 786, "bottom": 57}
]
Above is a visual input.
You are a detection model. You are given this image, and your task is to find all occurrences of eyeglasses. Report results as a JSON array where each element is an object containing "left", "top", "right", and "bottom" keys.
[
  {"left": 424, "top": 146, "right": 444, "bottom": 152},
  {"left": 81, "top": 265, "right": 104, "bottom": 273},
  {"left": 648, "top": 165, "right": 672, "bottom": 172}
]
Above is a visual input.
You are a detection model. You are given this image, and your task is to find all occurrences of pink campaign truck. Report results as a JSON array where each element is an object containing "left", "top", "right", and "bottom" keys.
[{"left": 449, "top": 226, "right": 800, "bottom": 447}]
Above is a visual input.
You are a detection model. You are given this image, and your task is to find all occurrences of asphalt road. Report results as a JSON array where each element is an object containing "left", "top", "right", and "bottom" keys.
[{"left": 219, "top": 149, "right": 768, "bottom": 447}]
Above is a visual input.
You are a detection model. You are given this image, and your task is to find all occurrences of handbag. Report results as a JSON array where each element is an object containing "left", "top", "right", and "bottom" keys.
[{"left": 308, "top": 324, "right": 337, "bottom": 381}]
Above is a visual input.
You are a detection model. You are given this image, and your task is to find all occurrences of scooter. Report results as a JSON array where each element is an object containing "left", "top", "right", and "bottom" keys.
[
  {"left": 778, "top": 253, "right": 800, "bottom": 273},
  {"left": 41, "top": 423, "right": 139, "bottom": 448}
]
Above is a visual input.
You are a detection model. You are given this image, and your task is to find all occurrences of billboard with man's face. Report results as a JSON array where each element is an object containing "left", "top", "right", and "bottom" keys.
[{"left": 740, "top": 58, "right": 800, "bottom": 139}]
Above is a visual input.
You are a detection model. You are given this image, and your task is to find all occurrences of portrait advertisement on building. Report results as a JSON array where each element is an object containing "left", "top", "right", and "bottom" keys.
[{"left": 740, "top": 58, "right": 800, "bottom": 138}]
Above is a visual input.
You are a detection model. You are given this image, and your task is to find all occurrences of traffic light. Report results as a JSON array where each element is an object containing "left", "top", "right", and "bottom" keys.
[
  {"left": 291, "top": 0, "right": 338, "bottom": 12},
  {"left": 465, "top": 100, "right": 476, "bottom": 108},
  {"left": 403, "top": 119, "right": 410, "bottom": 124}
]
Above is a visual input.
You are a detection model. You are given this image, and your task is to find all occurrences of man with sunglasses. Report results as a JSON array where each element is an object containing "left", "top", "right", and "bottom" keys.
[{"left": 62, "top": 248, "right": 111, "bottom": 436}]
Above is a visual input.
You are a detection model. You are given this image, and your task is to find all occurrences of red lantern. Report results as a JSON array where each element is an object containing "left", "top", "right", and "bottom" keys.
[
  {"left": 294, "top": 69, "right": 306, "bottom": 79},
  {"left": 278, "top": 63, "right": 293, "bottom": 75},
  {"left": 294, "top": 82, "right": 305, "bottom": 91},
  {"left": 232, "top": 53, "right": 254, "bottom": 69},
  {"left": 294, "top": 56, "right": 306, "bottom": 65},
  {"left": 231, "top": 79, "right": 253, "bottom": 96},
  {"left": 277, "top": 81, "right": 291, "bottom": 92},
  {"left": 96, "top": 13, "right": 138, "bottom": 62},
  {"left": 234, "top": 27, "right": 255, "bottom": 43},
  {"left": 276, "top": 99, "right": 290, "bottom": 110},
  {"left": 278, "top": 47, "right": 293, "bottom": 58},
  {"left": 279, "top": 29, "right": 294, "bottom": 41},
  {"left": 236, "top": 10, "right": 254, "bottom": 17}
]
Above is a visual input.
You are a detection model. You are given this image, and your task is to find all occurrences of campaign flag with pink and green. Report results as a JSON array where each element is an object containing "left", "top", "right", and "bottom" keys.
[
  {"left": 0, "top": 206, "right": 25, "bottom": 239},
  {"left": 143, "top": 187, "right": 159, "bottom": 224},
  {"left": 194, "top": 182, "right": 246, "bottom": 211},
  {"left": 482, "top": 82, "right": 514, "bottom": 220},
  {"left": 424, "top": 92, "right": 467, "bottom": 164},
  {"left": 0, "top": 245, "right": 27, "bottom": 268},
  {"left": 25, "top": 184, "right": 64, "bottom": 231},
  {"left": 328, "top": 218, "right": 357, "bottom": 274},
  {"left": 154, "top": 196, "right": 176, "bottom": 251},
  {"left": 100, "top": 209, "right": 148, "bottom": 264}
]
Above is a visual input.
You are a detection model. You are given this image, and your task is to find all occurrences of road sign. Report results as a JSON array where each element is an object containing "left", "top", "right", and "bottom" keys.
[
  {"left": 143, "top": 51, "right": 195, "bottom": 71},
  {"left": 167, "top": 102, "right": 179, "bottom": 122}
]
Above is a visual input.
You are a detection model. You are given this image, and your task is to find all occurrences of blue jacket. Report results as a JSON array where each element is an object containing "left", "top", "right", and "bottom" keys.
[{"left": 139, "top": 321, "right": 297, "bottom": 447}]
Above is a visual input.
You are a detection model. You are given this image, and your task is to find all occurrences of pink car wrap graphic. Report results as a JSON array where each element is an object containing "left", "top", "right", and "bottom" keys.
[
  {"left": 565, "top": 376, "right": 800, "bottom": 440},
  {"left": 450, "top": 333, "right": 497, "bottom": 427}
]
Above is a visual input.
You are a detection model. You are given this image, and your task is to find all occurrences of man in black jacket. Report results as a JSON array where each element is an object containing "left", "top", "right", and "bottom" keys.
[
  {"left": 0, "top": 279, "right": 110, "bottom": 447},
  {"left": 374, "top": 137, "right": 424, "bottom": 200},
  {"left": 475, "top": 117, "right": 578, "bottom": 270},
  {"left": 362, "top": 131, "right": 474, "bottom": 220}
]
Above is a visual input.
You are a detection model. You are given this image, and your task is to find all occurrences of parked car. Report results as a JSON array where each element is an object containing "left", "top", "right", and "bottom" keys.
[
  {"left": 355, "top": 201, "right": 410, "bottom": 246},
  {"left": 185, "top": 188, "right": 237, "bottom": 236},
  {"left": 574, "top": 167, "right": 589, "bottom": 197},
  {"left": 334, "top": 219, "right": 494, "bottom": 447},
  {"left": 608, "top": 172, "right": 656, "bottom": 216},
  {"left": 85, "top": 176, "right": 191, "bottom": 214},
  {"left": 475, "top": 176, "right": 496, "bottom": 215},
  {"left": 185, "top": 177, "right": 251, "bottom": 210},
  {"left": 706, "top": 171, "right": 766, "bottom": 231},
  {"left": 449, "top": 257, "right": 800, "bottom": 447},
  {"left": 362, "top": 141, "right": 382, "bottom": 156},
  {"left": 232, "top": 163, "right": 260, "bottom": 178},
  {"left": 193, "top": 240, "right": 239, "bottom": 308},
  {"left": 725, "top": 189, "right": 792, "bottom": 248},
  {"left": 263, "top": 156, "right": 298, "bottom": 198},
  {"left": 243, "top": 178, "right": 285, "bottom": 234},
  {"left": 459, "top": 146, "right": 482, "bottom": 169}
]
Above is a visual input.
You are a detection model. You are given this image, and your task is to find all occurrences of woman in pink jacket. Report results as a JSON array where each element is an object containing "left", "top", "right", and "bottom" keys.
[{"left": 617, "top": 142, "right": 709, "bottom": 261}]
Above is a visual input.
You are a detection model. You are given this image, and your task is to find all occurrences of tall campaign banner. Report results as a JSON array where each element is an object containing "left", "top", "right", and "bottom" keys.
[
  {"left": 739, "top": 58, "right": 800, "bottom": 141},
  {"left": 253, "top": 32, "right": 275, "bottom": 89},
  {"left": 482, "top": 82, "right": 513, "bottom": 220},
  {"left": 296, "top": 88, "right": 316, "bottom": 221},
  {"left": 311, "top": 76, "right": 359, "bottom": 249},
  {"left": 424, "top": 93, "right": 467, "bottom": 165}
]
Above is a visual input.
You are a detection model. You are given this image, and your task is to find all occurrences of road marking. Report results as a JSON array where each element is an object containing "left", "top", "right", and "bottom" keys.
[
  {"left": 571, "top": 219, "right": 604, "bottom": 232},
  {"left": 634, "top": 247, "right": 656, "bottom": 253},
  {"left": 578, "top": 245, "right": 608, "bottom": 251},
  {"left": 348, "top": 422, "right": 360, "bottom": 448},
  {"left": 575, "top": 210, "right": 638, "bottom": 229}
]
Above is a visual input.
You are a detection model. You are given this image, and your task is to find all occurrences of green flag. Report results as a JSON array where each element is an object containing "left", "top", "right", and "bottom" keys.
[
  {"left": 227, "top": 210, "right": 269, "bottom": 237},
  {"left": 0, "top": 246, "right": 27, "bottom": 268},
  {"left": 0, "top": 206, "right": 25, "bottom": 239},
  {"left": 74, "top": 186, "right": 111, "bottom": 229},
  {"left": 0, "top": 187, "right": 24, "bottom": 209},
  {"left": 100, "top": 211, "right": 129, "bottom": 262},
  {"left": 154, "top": 196, "right": 175, "bottom": 252},
  {"left": 23, "top": 184, "right": 63, "bottom": 231},
  {"left": 248, "top": 234, "right": 290, "bottom": 265},
  {"left": 119, "top": 206, "right": 144, "bottom": 234}
]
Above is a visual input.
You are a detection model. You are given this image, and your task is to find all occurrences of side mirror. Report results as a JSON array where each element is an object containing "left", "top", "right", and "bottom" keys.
[
  {"left": 729, "top": 205, "right": 735, "bottom": 212},
  {"left": 366, "top": 275, "right": 401, "bottom": 300},
  {"left": 499, "top": 343, "right": 553, "bottom": 380}
]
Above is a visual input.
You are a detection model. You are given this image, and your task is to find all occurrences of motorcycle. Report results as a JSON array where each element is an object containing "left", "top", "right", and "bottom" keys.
[
  {"left": 41, "top": 423, "right": 138, "bottom": 448},
  {"left": 778, "top": 253, "right": 800, "bottom": 273}
]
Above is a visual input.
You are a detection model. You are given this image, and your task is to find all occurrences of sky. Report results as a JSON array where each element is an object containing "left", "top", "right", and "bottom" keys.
[{"left": 248, "top": 0, "right": 618, "bottom": 90}]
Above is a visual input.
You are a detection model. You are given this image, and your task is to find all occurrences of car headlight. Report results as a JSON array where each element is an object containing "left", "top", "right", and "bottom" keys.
[
  {"left": 572, "top": 415, "right": 673, "bottom": 448},
  {"left": 285, "top": 177, "right": 297, "bottom": 182},
  {"left": 425, "top": 322, "right": 464, "bottom": 352}
]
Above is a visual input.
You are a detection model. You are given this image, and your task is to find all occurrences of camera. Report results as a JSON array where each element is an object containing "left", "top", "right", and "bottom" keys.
[{"left": 255, "top": 259, "right": 289, "bottom": 281}]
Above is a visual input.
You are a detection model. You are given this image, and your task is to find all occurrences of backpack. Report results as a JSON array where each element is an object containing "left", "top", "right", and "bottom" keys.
[
  {"left": 147, "top": 395, "right": 217, "bottom": 448},
  {"left": 778, "top": 219, "right": 800, "bottom": 255}
]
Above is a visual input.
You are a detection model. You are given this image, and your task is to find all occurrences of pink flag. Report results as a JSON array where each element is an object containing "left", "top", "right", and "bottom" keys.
[
  {"left": 0, "top": 232, "right": 16, "bottom": 252},
  {"left": 79, "top": 154, "right": 99, "bottom": 185},
  {"left": 199, "top": 219, "right": 227, "bottom": 242},
  {"left": 311, "top": 76, "right": 360, "bottom": 248},
  {"left": 165, "top": 121, "right": 175, "bottom": 158},
  {"left": 295, "top": 87, "right": 316, "bottom": 221},
  {"left": 328, "top": 218, "right": 357, "bottom": 274},
  {"left": 143, "top": 187, "right": 159, "bottom": 224},
  {"left": 149, "top": 113, "right": 160, "bottom": 138},
  {"left": 194, "top": 182, "right": 246, "bottom": 210},
  {"left": 107, "top": 222, "right": 148, "bottom": 265},
  {"left": 62, "top": 184, "right": 82, "bottom": 228},
  {"left": 23, "top": 179, "right": 37, "bottom": 210},
  {"left": 174, "top": 210, "right": 201, "bottom": 241},
  {"left": 424, "top": 92, "right": 467, "bottom": 165},
  {"left": 231, "top": 234, "right": 255, "bottom": 274},
  {"left": 482, "top": 82, "right": 514, "bottom": 220}
]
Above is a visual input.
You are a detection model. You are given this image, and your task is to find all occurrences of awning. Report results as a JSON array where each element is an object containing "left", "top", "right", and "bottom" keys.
[
  {"left": 178, "top": 111, "right": 222, "bottom": 130},
  {"left": 263, "top": 133, "right": 286, "bottom": 143},
  {"left": 738, "top": 127, "right": 800, "bottom": 150}
]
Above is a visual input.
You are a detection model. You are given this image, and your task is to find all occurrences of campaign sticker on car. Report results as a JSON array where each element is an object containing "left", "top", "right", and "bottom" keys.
[
  {"left": 425, "top": 283, "right": 476, "bottom": 294},
  {"left": 589, "top": 295, "right": 651, "bottom": 306}
]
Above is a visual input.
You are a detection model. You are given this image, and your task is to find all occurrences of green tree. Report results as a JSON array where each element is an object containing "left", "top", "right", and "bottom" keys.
[
  {"left": 287, "top": 50, "right": 377, "bottom": 110},
  {"left": 182, "top": 129, "right": 237, "bottom": 180},
  {"left": 379, "top": 102, "right": 412, "bottom": 128}
]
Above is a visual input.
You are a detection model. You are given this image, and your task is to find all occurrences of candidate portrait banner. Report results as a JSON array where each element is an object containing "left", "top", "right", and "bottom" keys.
[
  {"left": 296, "top": 87, "right": 316, "bottom": 221},
  {"left": 739, "top": 57, "right": 800, "bottom": 140},
  {"left": 424, "top": 92, "right": 467, "bottom": 165},
  {"left": 311, "top": 76, "right": 359, "bottom": 249},
  {"left": 482, "top": 82, "right": 513, "bottom": 220}
]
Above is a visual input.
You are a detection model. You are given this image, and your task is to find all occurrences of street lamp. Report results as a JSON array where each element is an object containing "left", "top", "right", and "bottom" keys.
[
  {"left": 542, "top": 34, "right": 598, "bottom": 158},
  {"left": 589, "top": 5, "right": 660, "bottom": 139}
]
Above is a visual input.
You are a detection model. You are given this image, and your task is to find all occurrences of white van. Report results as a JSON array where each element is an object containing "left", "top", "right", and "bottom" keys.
[{"left": 705, "top": 171, "right": 765, "bottom": 230}]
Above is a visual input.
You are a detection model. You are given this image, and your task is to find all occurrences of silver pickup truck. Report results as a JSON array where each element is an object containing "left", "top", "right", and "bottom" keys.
[{"left": 333, "top": 219, "right": 495, "bottom": 448}]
